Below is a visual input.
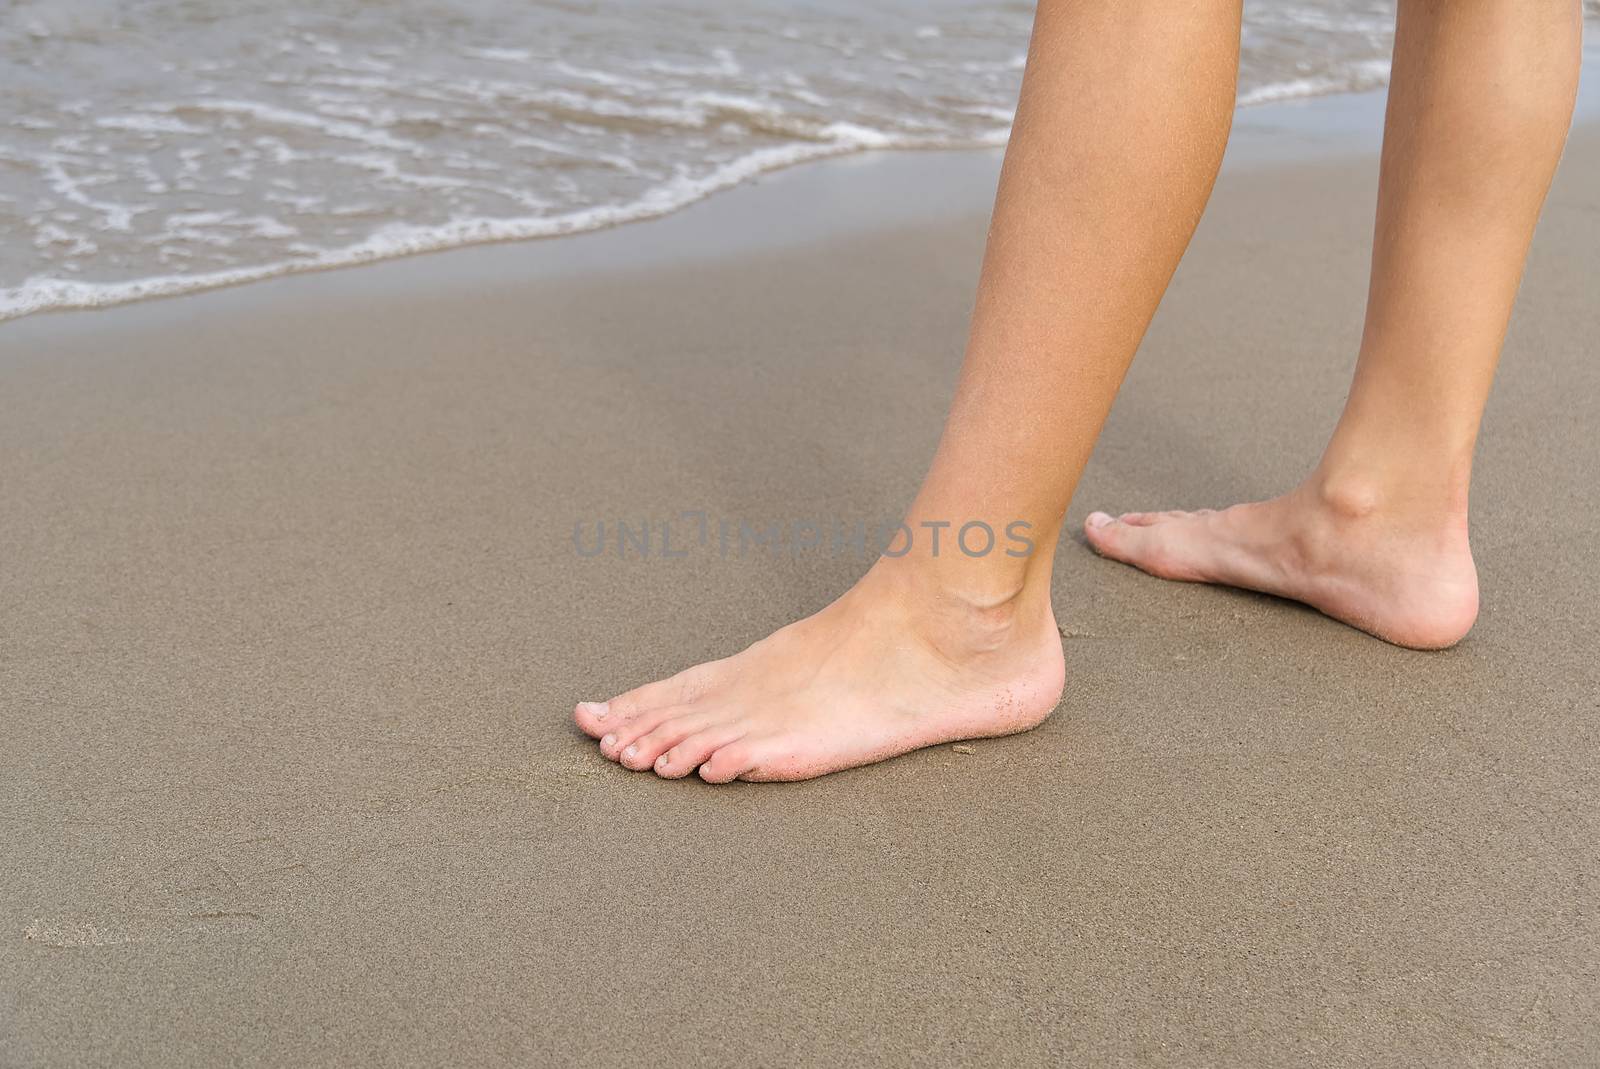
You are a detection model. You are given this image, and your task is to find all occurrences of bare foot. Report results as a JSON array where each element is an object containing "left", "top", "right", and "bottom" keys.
[
  {"left": 1083, "top": 480, "right": 1479, "bottom": 650},
  {"left": 573, "top": 562, "right": 1065, "bottom": 782}
]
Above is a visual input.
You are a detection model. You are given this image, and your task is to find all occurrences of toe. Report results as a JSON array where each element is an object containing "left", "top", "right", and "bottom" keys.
[
  {"left": 653, "top": 726, "right": 745, "bottom": 779},
  {"left": 619, "top": 711, "right": 711, "bottom": 771},
  {"left": 698, "top": 741, "right": 759, "bottom": 784},
  {"left": 1086, "top": 513, "right": 1189, "bottom": 579},
  {"left": 1084, "top": 512, "right": 1130, "bottom": 555},
  {"left": 1091, "top": 510, "right": 1171, "bottom": 527},
  {"left": 599, "top": 704, "right": 683, "bottom": 761},
  {"left": 573, "top": 701, "right": 611, "bottom": 739}
]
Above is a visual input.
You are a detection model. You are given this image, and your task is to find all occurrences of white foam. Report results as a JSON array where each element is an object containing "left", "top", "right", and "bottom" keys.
[
  {"left": 552, "top": 62, "right": 657, "bottom": 92},
  {"left": 95, "top": 114, "right": 206, "bottom": 136},
  {"left": 39, "top": 158, "right": 150, "bottom": 232},
  {"left": 0, "top": 124, "right": 954, "bottom": 322},
  {"left": 1237, "top": 59, "right": 1391, "bottom": 107},
  {"left": 462, "top": 47, "right": 532, "bottom": 63},
  {"left": 172, "top": 99, "right": 425, "bottom": 155}
]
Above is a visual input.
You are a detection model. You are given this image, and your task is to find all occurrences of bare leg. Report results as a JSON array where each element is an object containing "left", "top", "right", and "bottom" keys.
[
  {"left": 1086, "top": 0, "right": 1582, "bottom": 650},
  {"left": 575, "top": 0, "right": 1243, "bottom": 781}
]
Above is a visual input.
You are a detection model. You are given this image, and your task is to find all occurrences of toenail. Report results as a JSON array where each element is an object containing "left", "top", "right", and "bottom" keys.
[
  {"left": 601, "top": 734, "right": 615, "bottom": 748},
  {"left": 583, "top": 701, "right": 609, "bottom": 720},
  {"left": 624, "top": 745, "right": 637, "bottom": 759},
  {"left": 657, "top": 753, "right": 670, "bottom": 766},
  {"left": 1087, "top": 511, "right": 1113, "bottom": 529}
]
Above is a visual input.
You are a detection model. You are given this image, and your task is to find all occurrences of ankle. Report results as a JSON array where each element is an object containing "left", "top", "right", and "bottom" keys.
[
  {"left": 1304, "top": 464, "right": 1470, "bottom": 534},
  {"left": 864, "top": 556, "right": 1056, "bottom": 658}
]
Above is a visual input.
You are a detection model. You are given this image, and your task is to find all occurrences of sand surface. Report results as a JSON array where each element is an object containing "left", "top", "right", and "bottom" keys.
[{"left": 3, "top": 94, "right": 1598, "bottom": 1066}]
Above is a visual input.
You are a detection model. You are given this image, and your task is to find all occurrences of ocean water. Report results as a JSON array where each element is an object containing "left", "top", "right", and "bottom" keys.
[{"left": 0, "top": 1, "right": 1585, "bottom": 321}]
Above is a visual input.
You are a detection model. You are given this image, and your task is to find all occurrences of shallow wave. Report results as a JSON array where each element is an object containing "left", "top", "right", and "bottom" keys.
[
  {"left": 1236, "top": 59, "right": 1391, "bottom": 107},
  {"left": 0, "top": 127, "right": 978, "bottom": 320},
  {"left": 1, "top": 0, "right": 1529, "bottom": 323},
  {"left": 0, "top": 66, "right": 1402, "bottom": 323}
]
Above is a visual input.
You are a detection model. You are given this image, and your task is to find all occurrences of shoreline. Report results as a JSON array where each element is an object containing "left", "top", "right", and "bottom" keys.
[{"left": 8, "top": 37, "right": 1597, "bottom": 334}]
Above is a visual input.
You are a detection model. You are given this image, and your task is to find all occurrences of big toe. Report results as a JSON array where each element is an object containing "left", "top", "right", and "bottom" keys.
[
  {"left": 573, "top": 701, "right": 612, "bottom": 738},
  {"left": 1084, "top": 512, "right": 1147, "bottom": 560},
  {"left": 1085, "top": 512, "right": 1193, "bottom": 580}
]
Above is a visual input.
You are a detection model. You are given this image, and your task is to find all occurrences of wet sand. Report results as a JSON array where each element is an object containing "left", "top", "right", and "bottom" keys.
[{"left": 3, "top": 93, "right": 1598, "bottom": 1066}]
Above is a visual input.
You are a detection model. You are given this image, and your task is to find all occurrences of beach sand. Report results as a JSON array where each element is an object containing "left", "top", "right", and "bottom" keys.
[{"left": 3, "top": 92, "right": 1598, "bottom": 1066}]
